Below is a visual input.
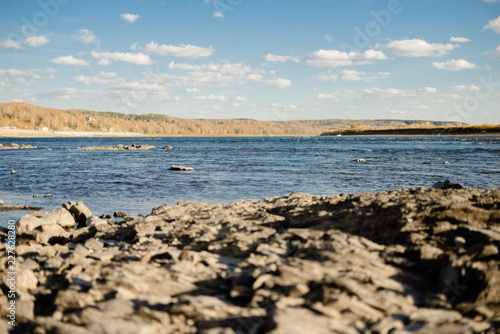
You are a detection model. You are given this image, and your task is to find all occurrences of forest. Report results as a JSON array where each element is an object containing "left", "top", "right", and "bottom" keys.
[{"left": 0, "top": 102, "right": 465, "bottom": 136}]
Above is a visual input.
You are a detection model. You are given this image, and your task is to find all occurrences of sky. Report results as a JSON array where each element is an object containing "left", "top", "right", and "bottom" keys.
[{"left": 0, "top": 0, "right": 499, "bottom": 124}]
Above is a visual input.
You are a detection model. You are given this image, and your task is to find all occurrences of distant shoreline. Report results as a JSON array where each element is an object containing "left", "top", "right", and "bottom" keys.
[{"left": 320, "top": 126, "right": 500, "bottom": 137}]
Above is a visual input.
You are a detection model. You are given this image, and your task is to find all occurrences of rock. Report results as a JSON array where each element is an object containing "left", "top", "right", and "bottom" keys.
[
  {"left": 8, "top": 187, "right": 500, "bottom": 333},
  {"left": 431, "top": 180, "right": 465, "bottom": 189},
  {"left": 170, "top": 165, "right": 194, "bottom": 171},
  {"left": 16, "top": 269, "right": 38, "bottom": 292},
  {"left": 0, "top": 200, "right": 3, "bottom": 206},
  {"left": 11, "top": 169, "right": 16, "bottom": 174},
  {"left": 409, "top": 309, "right": 462, "bottom": 324},
  {"left": 63, "top": 201, "right": 93, "bottom": 228},
  {"left": 85, "top": 216, "right": 108, "bottom": 228},
  {"left": 77, "top": 144, "right": 156, "bottom": 151},
  {"left": 44, "top": 193, "right": 52, "bottom": 197},
  {"left": 17, "top": 207, "right": 75, "bottom": 234},
  {"left": 355, "top": 158, "right": 368, "bottom": 163},
  {"left": 163, "top": 145, "right": 173, "bottom": 149},
  {"left": 32, "top": 194, "right": 39, "bottom": 198},
  {"left": 114, "top": 211, "right": 128, "bottom": 218}
]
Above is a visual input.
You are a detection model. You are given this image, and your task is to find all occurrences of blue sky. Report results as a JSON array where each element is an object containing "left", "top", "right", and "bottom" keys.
[{"left": 0, "top": 0, "right": 499, "bottom": 124}]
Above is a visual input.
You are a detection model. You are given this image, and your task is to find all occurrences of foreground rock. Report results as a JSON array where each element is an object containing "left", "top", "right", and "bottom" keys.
[
  {"left": 1, "top": 187, "right": 499, "bottom": 333},
  {"left": 0, "top": 143, "right": 37, "bottom": 149},
  {"left": 77, "top": 144, "right": 156, "bottom": 151}
]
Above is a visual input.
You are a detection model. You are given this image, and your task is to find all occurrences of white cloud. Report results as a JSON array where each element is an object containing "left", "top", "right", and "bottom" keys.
[
  {"left": 325, "top": 35, "right": 333, "bottom": 42},
  {"left": 483, "top": 0, "right": 499, "bottom": 2},
  {"left": 166, "top": 61, "right": 266, "bottom": 86},
  {"left": 23, "top": 35, "right": 50, "bottom": 47},
  {"left": 233, "top": 96, "right": 247, "bottom": 101},
  {"left": 144, "top": 42, "right": 215, "bottom": 58},
  {"left": 341, "top": 69, "right": 390, "bottom": 82},
  {"left": 312, "top": 93, "right": 338, "bottom": 101},
  {"left": 213, "top": 12, "right": 224, "bottom": 19},
  {"left": 73, "top": 29, "right": 97, "bottom": 44},
  {"left": 194, "top": 95, "right": 228, "bottom": 101},
  {"left": 452, "top": 85, "right": 480, "bottom": 91},
  {"left": 73, "top": 75, "right": 114, "bottom": 85},
  {"left": 306, "top": 49, "right": 386, "bottom": 68},
  {"left": 450, "top": 36, "right": 470, "bottom": 43},
  {"left": 90, "top": 51, "right": 153, "bottom": 65},
  {"left": 484, "top": 45, "right": 500, "bottom": 59},
  {"left": 121, "top": 13, "right": 140, "bottom": 23},
  {"left": 378, "top": 39, "right": 457, "bottom": 57},
  {"left": 346, "top": 87, "right": 437, "bottom": 99},
  {"left": 97, "top": 59, "right": 112, "bottom": 66},
  {"left": 130, "top": 42, "right": 138, "bottom": 51},
  {"left": 412, "top": 105, "right": 430, "bottom": 110},
  {"left": 99, "top": 71, "right": 117, "bottom": 78},
  {"left": 265, "top": 78, "right": 292, "bottom": 88},
  {"left": 484, "top": 16, "right": 500, "bottom": 34},
  {"left": 317, "top": 73, "right": 338, "bottom": 81},
  {"left": 432, "top": 59, "right": 477, "bottom": 71},
  {"left": 186, "top": 87, "right": 199, "bottom": 93},
  {"left": 51, "top": 55, "right": 90, "bottom": 66},
  {"left": 0, "top": 69, "right": 32, "bottom": 76},
  {"left": 0, "top": 37, "right": 23, "bottom": 49},
  {"left": 264, "top": 54, "right": 300, "bottom": 63}
]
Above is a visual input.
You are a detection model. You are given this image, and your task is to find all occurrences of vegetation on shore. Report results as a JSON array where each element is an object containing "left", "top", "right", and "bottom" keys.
[
  {"left": 0, "top": 102, "right": 463, "bottom": 136},
  {"left": 320, "top": 123, "right": 500, "bottom": 136}
]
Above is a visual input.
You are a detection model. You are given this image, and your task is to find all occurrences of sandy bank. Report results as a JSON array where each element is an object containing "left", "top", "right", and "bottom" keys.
[
  {"left": 0, "top": 129, "right": 145, "bottom": 138},
  {"left": 1, "top": 185, "right": 499, "bottom": 333}
]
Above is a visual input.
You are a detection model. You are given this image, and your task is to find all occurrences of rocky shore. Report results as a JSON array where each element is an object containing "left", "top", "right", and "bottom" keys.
[
  {"left": 77, "top": 144, "right": 156, "bottom": 151},
  {"left": 0, "top": 143, "right": 37, "bottom": 150},
  {"left": 1, "top": 185, "right": 499, "bottom": 333}
]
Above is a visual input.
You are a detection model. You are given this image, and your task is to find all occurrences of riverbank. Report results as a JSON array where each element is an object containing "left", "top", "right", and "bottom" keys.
[
  {"left": 0, "top": 129, "right": 145, "bottom": 138},
  {"left": 1, "top": 185, "right": 498, "bottom": 333}
]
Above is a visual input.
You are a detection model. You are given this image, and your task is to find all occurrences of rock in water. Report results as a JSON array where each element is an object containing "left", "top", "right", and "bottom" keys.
[
  {"left": 163, "top": 145, "right": 173, "bottom": 149},
  {"left": 169, "top": 165, "right": 194, "bottom": 171},
  {"left": 431, "top": 180, "right": 465, "bottom": 189}
]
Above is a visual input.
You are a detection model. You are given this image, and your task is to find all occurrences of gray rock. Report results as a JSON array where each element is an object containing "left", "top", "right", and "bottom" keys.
[
  {"left": 169, "top": 165, "right": 194, "bottom": 171},
  {"left": 64, "top": 201, "right": 93, "bottom": 227}
]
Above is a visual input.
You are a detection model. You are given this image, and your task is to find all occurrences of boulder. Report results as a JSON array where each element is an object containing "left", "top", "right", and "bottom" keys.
[
  {"left": 63, "top": 201, "right": 93, "bottom": 228},
  {"left": 17, "top": 208, "right": 75, "bottom": 235},
  {"left": 431, "top": 180, "right": 465, "bottom": 189},
  {"left": 163, "top": 145, "right": 173, "bottom": 149}
]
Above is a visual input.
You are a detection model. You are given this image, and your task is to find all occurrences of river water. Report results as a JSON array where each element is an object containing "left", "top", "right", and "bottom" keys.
[{"left": 1, "top": 136, "right": 499, "bottom": 226}]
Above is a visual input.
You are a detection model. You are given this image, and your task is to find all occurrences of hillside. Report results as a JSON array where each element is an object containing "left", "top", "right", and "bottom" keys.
[{"left": 0, "top": 102, "right": 464, "bottom": 136}]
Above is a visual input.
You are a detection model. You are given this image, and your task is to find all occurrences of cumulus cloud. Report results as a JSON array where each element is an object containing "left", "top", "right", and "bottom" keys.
[
  {"left": 264, "top": 54, "right": 300, "bottom": 63},
  {"left": 484, "top": 45, "right": 500, "bottom": 59},
  {"left": 233, "top": 96, "right": 247, "bottom": 101},
  {"left": 265, "top": 78, "right": 292, "bottom": 88},
  {"left": 51, "top": 55, "right": 90, "bottom": 66},
  {"left": 24, "top": 35, "right": 50, "bottom": 47},
  {"left": 432, "top": 59, "right": 477, "bottom": 71},
  {"left": 312, "top": 93, "right": 338, "bottom": 101},
  {"left": 484, "top": 16, "right": 500, "bottom": 34},
  {"left": 450, "top": 36, "right": 470, "bottom": 43},
  {"left": 346, "top": 87, "right": 437, "bottom": 99},
  {"left": 0, "top": 37, "right": 23, "bottom": 49},
  {"left": 213, "top": 12, "right": 224, "bottom": 19},
  {"left": 341, "top": 69, "right": 390, "bottom": 82},
  {"left": 121, "top": 13, "right": 140, "bottom": 23},
  {"left": 317, "top": 73, "right": 338, "bottom": 81},
  {"left": 144, "top": 42, "right": 215, "bottom": 58},
  {"left": 1, "top": 36, "right": 50, "bottom": 49},
  {"left": 377, "top": 39, "right": 457, "bottom": 57},
  {"left": 452, "top": 85, "right": 480, "bottom": 91},
  {"left": 194, "top": 95, "right": 228, "bottom": 101},
  {"left": 305, "top": 49, "right": 386, "bottom": 68},
  {"left": 90, "top": 51, "right": 153, "bottom": 65},
  {"left": 73, "top": 29, "right": 97, "bottom": 44}
]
